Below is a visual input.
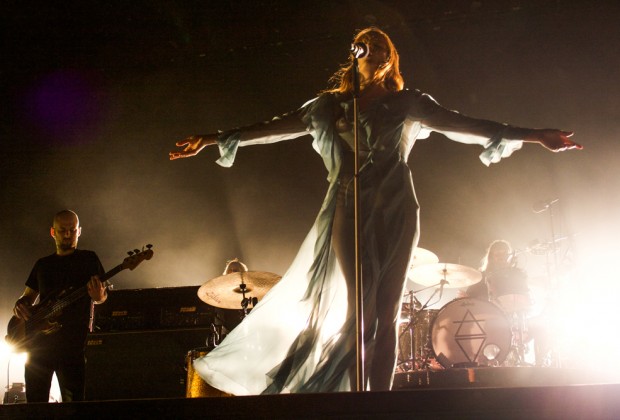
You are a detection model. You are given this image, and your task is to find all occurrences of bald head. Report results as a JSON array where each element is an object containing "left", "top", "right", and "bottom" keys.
[
  {"left": 51, "top": 210, "right": 81, "bottom": 255},
  {"left": 53, "top": 210, "right": 79, "bottom": 226}
]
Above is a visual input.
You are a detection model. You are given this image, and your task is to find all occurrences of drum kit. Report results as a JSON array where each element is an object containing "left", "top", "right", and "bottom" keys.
[
  {"left": 399, "top": 247, "right": 534, "bottom": 372},
  {"left": 186, "top": 248, "right": 538, "bottom": 395}
]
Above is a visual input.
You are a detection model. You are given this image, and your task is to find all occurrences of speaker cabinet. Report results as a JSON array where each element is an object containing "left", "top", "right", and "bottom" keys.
[
  {"left": 92, "top": 286, "right": 216, "bottom": 332},
  {"left": 85, "top": 327, "right": 211, "bottom": 400}
]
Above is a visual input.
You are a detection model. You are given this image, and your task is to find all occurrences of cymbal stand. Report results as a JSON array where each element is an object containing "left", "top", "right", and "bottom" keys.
[
  {"left": 238, "top": 278, "right": 258, "bottom": 319},
  {"left": 506, "top": 311, "right": 531, "bottom": 367}
]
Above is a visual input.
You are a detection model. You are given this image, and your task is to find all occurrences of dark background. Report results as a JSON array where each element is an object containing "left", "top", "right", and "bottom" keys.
[{"left": 1, "top": 0, "right": 619, "bottom": 384}]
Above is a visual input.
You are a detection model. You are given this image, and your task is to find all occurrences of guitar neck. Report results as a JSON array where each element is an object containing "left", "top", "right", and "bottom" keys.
[
  {"left": 101, "top": 263, "right": 124, "bottom": 284},
  {"left": 42, "top": 263, "right": 124, "bottom": 319}
]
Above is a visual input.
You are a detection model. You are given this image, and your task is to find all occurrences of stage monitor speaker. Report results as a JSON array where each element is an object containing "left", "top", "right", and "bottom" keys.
[{"left": 85, "top": 327, "right": 211, "bottom": 401}]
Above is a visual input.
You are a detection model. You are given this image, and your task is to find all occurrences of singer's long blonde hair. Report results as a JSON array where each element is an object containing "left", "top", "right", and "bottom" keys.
[{"left": 325, "top": 27, "right": 404, "bottom": 94}]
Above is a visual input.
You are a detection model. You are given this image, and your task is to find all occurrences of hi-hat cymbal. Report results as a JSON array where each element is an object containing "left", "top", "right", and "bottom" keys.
[
  {"left": 198, "top": 271, "right": 282, "bottom": 309},
  {"left": 408, "top": 263, "right": 481, "bottom": 288},
  {"left": 409, "top": 247, "right": 439, "bottom": 268}
]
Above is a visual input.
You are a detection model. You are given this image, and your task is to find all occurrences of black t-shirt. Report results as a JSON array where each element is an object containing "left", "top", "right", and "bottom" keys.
[
  {"left": 466, "top": 267, "right": 528, "bottom": 301},
  {"left": 465, "top": 279, "right": 489, "bottom": 301},
  {"left": 486, "top": 267, "right": 528, "bottom": 299},
  {"left": 25, "top": 249, "right": 105, "bottom": 352}
]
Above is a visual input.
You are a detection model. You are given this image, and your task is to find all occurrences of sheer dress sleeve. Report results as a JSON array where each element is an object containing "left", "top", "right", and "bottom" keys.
[
  {"left": 408, "top": 91, "right": 531, "bottom": 165},
  {"left": 216, "top": 106, "right": 312, "bottom": 167}
]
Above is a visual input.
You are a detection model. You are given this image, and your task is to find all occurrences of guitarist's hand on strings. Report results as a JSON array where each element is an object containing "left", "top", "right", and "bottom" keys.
[
  {"left": 13, "top": 292, "right": 36, "bottom": 321},
  {"left": 87, "top": 275, "right": 107, "bottom": 304}
]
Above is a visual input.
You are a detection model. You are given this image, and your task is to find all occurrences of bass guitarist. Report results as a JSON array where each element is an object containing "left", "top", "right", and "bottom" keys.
[{"left": 11, "top": 209, "right": 107, "bottom": 403}]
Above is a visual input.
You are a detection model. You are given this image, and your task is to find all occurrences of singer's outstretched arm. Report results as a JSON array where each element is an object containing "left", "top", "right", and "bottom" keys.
[{"left": 170, "top": 108, "right": 309, "bottom": 160}]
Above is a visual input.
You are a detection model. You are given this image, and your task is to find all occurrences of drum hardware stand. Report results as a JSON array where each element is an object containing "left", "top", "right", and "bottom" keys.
[
  {"left": 206, "top": 322, "right": 221, "bottom": 347},
  {"left": 506, "top": 311, "right": 531, "bottom": 367},
  {"left": 431, "top": 279, "right": 449, "bottom": 305},
  {"left": 415, "top": 278, "right": 449, "bottom": 310},
  {"left": 238, "top": 279, "right": 259, "bottom": 319}
]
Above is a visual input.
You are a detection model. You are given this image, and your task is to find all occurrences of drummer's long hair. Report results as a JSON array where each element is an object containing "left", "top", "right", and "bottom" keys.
[
  {"left": 324, "top": 27, "right": 404, "bottom": 94},
  {"left": 479, "top": 240, "right": 514, "bottom": 272}
]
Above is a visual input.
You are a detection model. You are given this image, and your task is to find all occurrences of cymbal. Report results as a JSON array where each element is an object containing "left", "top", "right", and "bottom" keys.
[
  {"left": 408, "top": 263, "right": 481, "bottom": 288},
  {"left": 526, "top": 236, "right": 570, "bottom": 255},
  {"left": 409, "top": 247, "right": 439, "bottom": 268},
  {"left": 198, "top": 271, "right": 282, "bottom": 309}
]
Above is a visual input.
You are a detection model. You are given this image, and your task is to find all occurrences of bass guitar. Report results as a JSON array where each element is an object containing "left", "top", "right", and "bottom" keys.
[{"left": 5, "top": 245, "right": 154, "bottom": 352}]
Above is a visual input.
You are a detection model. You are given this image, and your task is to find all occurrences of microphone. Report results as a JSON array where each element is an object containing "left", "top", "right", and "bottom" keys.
[
  {"left": 350, "top": 42, "right": 369, "bottom": 59},
  {"left": 532, "top": 197, "right": 559, "bottom": 213}
]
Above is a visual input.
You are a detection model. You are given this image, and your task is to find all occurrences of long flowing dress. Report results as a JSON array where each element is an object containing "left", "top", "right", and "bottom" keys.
[{"left": 193, "top": 89, "right": 525, "bottom": 395}]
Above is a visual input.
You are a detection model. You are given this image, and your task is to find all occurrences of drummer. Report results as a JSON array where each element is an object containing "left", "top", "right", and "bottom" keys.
[
  {"left": 463, "top": 240, "right": 530, "bottom": 311},
  {"left": 464, "top": 240, "right": 559, "bottom": 366}
]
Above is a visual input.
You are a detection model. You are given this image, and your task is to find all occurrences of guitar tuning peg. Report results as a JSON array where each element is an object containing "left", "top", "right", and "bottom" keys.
[
  {"left": 146, "top": 244, "right": 153, "bottom": 249},
  {"left": 134, "top": 249, "right": 140, "bottom": 254},
  {"left": 127, "top": 251, "right": 134, "bottom": 256}
]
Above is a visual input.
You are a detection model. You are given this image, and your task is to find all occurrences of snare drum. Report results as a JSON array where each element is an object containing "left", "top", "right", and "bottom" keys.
[
  {"left": 398, "top": 309, "right": 438, "bottom": 368},
  {"left": 185, "top": 347, "right": 231, "bottom": 398},
  {"left": 431, "top": 298, "right": 511, "bottom": 368}
]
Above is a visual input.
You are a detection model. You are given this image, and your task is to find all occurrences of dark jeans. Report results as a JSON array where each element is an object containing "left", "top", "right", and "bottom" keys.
[{"left": 25, "top": 346, "right": 86, "bottom": 402}]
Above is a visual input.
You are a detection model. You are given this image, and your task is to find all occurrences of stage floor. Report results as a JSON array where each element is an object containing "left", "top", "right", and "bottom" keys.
[
  {"left": 392, "top": 366, "right": 617, "bottom": 390},
  {"left": 2, "top": 367, "right": 619, "bottom": 419}
]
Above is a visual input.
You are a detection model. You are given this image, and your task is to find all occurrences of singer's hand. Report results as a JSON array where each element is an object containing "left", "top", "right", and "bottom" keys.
[
  {"left": 525, "top": 129, "right": 582, "bottom": 152},
  {"left": 169, "top": 135, "right": 217, "bottom": 160}
]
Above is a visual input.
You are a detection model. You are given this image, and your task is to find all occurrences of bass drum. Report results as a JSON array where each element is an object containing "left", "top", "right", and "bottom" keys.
[
  {"left": 431, "top": 298, "right": 512, "bottom": 368},
  {"left": 186, "top": 347, "right": 232, "bottom": 398}
]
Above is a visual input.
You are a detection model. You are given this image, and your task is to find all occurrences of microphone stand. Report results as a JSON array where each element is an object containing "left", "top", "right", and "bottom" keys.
[
  {"left": 533, "top": 198, "right": 564, "bottom": 368},
  {"left": 546, "top": 201, "right": 562, "bottom": 368},
  {"left": 548, "top": 203, "right": 560, "bottom": 287},
  {"left": 352, "top": 53, "right": 365, "bottom": 392}
]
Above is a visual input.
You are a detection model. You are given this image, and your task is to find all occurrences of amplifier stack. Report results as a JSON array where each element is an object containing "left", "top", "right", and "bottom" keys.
[{"left": 85, "top": 286, "right": 217, "bottom": 400}]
